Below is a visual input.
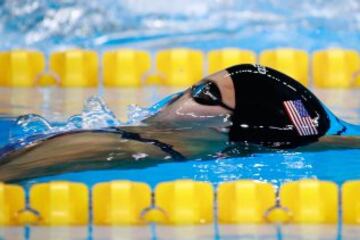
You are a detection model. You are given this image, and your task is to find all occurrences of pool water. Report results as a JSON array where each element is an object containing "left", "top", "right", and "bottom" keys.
[
  {"left": 1, "top": 0, "right": 359, "bottom": 53},
  {"left": 0, "top": 0, "right": 360, "bottom": 239},
  {"left": 1, "top": 88, "right": 359, "bottom": 188},
  {"left": 0, "top": 88, "right": 359, "bottom": 239}
]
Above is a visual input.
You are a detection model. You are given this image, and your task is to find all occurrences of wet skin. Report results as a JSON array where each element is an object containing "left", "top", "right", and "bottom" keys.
[
  {"left": 0, "top": 69, "right": 237, "bottom": 182},
  {"left": 0, "top": 64, "right": 359, "bottom": 182},
  {"left": 145, "top": 70, "right": 235, "bottom": 126}
]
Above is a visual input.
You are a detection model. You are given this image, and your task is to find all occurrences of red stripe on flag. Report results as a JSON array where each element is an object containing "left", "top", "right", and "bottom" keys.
[
  {"left": 287, "top": 101, "right": 309, "bottom": 135},
  {"left": 283, "top": 100, "right": 318, "bottom": 136},
  {"left": 283, "top": 101, "right": 305, "bottom": 136}
]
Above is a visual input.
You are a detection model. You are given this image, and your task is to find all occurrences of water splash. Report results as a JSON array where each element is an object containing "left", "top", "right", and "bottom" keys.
[
  {"left": 126, "top": 104, "right": 152, "bottom": 125},
  {"left": 1, "top": 0, "right": 359, "bottom": 53},
  {"left": 11, "top": 114, "right": 53, "bottom": 141},
  {"left": 8, "top": 91, "right": 172, "bottom": 145},
  {"left": 10, "top": 96, "right": 123, "bottom": 142},
  {"left": 79, "top": 96, "right": 120, "bottom": 129},
  {"left": 125, "top": 92, "right": 183, "bottom": 124}
]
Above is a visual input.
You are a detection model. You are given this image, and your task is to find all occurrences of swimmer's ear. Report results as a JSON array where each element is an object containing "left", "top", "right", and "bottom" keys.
[{"left": 227, "top": 64, "right": 330, "bottom": 148}]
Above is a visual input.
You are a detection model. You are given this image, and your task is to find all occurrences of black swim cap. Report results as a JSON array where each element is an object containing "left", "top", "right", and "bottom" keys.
[{"left": 227, "top": 64, "right": 330, "bottom": 148}]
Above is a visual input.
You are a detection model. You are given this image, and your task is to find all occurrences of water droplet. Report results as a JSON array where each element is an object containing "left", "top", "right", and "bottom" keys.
[
  {"left": 132, "top": 152, "right": 148, "bottom": 160},
  {"left": 81, "top": 96, "right": 120, "bottom": 129},
  {"left": 126, "top": 104, "right": 152, "bottom": 124}
]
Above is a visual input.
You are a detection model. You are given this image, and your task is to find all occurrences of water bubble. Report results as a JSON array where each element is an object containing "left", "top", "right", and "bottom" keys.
[
  {"left": 16, "top": 114, "right": 52, "bottom": 131},
  {"left": 81, "top": 96, "right": 120, "bottom": 129},
  {"left": 132, "top": 152, "right": 148, "bottom": 160},
  {"left": 66, "top": 115, "right": 83, "bottom": 129},
  {"left": 126, "top": 104, "right": 152, "bottom": 124},
  {"left": 10, "top": 114, "right": 53, "bottom": 141}
]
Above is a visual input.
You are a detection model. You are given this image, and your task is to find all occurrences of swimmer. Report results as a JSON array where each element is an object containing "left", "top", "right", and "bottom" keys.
[{"left": 0, "top": 64, "right": 359, "bottom": 182}]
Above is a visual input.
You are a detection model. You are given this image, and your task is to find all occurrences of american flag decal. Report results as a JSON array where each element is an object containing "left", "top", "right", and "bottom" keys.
[{"left": 283, "top": 100, "right": 318, "bottom": 136}]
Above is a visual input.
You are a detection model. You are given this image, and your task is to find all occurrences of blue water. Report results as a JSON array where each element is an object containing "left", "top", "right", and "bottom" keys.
[
  {"left": 20, "top": 149, "right": 360, "bottom": 188},
  {"left": 0, "top": 88, "right": 359, "bottom": 240},
  {"left": 0, "top": 0, "right": 359, "bottom": 53},
  {"left": 0, "top": 1, "right": 360, "bottom": 239},
  {"left": 0, "top": 92, "right": 359, "bottom": 189}
]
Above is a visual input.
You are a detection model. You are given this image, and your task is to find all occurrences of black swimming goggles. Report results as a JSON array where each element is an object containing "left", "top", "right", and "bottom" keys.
[{"left": 190, "top": 80, "right": 234, "bottom": 111}]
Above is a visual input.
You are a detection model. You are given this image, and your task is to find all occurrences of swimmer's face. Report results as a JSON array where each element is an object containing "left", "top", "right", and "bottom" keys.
[{"left": 147, "top": 70, "right": 235, "bottom": 127}]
